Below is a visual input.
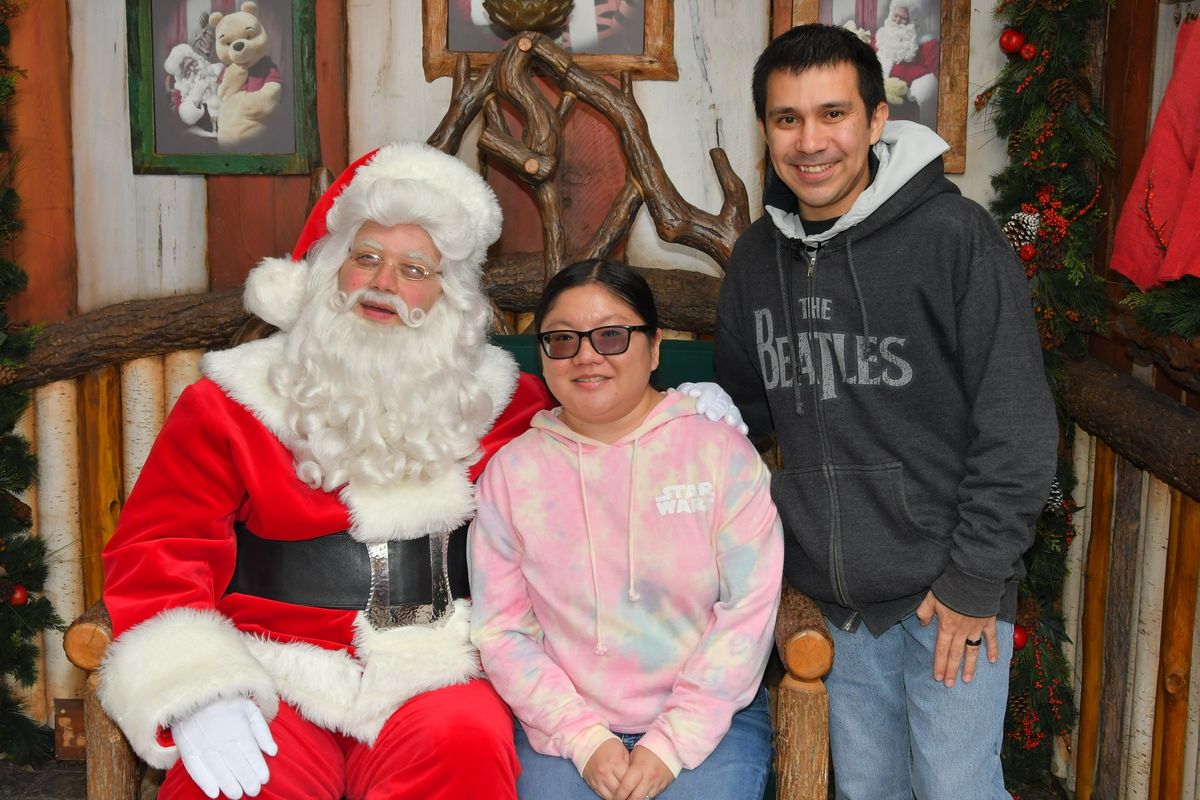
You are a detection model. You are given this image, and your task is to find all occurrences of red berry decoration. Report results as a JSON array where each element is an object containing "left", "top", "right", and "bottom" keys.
[
  {"left": 999, "top": 28, "right": 1025, "bottom": 55},
  {"left": 1020, "top": 42, "right": 1038, "bottom": 60},
  {"left": 1012, "top": 623, "right": 1029, "bottom": 651},
  {"left": 8, "top": 583, "right": 28, "bottom": 606},
  {"left": 1018, "top": 243, "right": 1037, "bottom": 262}
]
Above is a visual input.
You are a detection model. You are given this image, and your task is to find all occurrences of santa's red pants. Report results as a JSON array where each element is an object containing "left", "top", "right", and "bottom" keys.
[{"left": 158, "top": 679, "right": 518, "bottom": 800}]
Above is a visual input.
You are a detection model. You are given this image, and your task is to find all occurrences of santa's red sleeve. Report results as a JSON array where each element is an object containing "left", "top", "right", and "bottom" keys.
[{"left": 471, "top": 371, "right": 553, "bottom": 481}]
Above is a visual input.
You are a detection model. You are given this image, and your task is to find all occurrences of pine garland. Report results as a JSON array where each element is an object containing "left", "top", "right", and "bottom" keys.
[
  {"left": 1123, "top": 276, "right": 1200, "bottom": 339},
  {"left": 976, "top": 0, "right": 1114, "bottom": 792},
  {"left": 979, "top": 0, "right": 1113, "bottom": 359},
  {"left": 0, "top": 1, "right": 60, "bottom": 765}
]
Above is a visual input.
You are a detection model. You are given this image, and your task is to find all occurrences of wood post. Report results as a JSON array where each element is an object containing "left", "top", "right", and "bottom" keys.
[
  {"left": 1075, "top": 438, "right": 1116, "bottom": 798},
  {"left": 1150, "top": 493, "right": 1200, "bottom": 800},
  {"left": 774, "top": 674, "right": 829, "bottom": 800},
  {"left": 83, "top": 672, "right": 140, "bottom": 800},
  {"left": 77, "top": 367, "right": 123, "bottom": 608},
  {"left": 1092, "top": 455, "right": 1145, "bottom": 799}
]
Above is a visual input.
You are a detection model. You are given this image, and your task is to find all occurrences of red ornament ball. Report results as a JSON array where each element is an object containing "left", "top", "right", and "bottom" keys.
[
  {"left": 1013, "top": 623, "right": 1029, "bottom": 651},
  {"left": 8, "top": 583, "right": 28, "bottom": 606},
  {"left": 999, "top": 28, "right": 1026, "bottom": 54},
  {"left": 1020, "top": 42, "right": 1038, "bottom": 60},
  {"left": 1018, "top": 243, "right": 1037, "bottom": 262}
]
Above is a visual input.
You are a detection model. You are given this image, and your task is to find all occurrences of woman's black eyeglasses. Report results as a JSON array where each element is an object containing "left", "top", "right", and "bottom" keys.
[{"left": 537, "top": 325, "right": 654, "bottom": 359}]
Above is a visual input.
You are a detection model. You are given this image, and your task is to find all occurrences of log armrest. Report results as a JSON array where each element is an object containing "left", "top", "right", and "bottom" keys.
[
  {"left": 65, "top": 600, "right": 114, "bottom": 672},
  {"left": 774, "top": 581, "right": 834, "bottom": 682},
  {"left": 772, "top": 582, "right": 833, "bottom": 800}
]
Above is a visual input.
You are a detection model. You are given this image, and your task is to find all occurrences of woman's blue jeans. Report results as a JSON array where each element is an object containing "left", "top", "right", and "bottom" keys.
[{"left": 513, "top": 687, "right": 773, "bottom": 800}]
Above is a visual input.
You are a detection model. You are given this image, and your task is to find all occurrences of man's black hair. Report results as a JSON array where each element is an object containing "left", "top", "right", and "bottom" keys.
[{"left": 752, "top": 23, "right": 886, "bottom": 121}]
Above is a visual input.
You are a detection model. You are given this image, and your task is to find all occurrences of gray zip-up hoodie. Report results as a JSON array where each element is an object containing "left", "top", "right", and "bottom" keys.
[{"left": 715, "top": 121, "right": 1057, "bottom": 634}]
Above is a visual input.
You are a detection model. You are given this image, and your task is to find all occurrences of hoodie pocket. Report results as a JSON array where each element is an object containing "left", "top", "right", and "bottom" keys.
[{"left": 772, "top": 463, "right": 947, "bottom": 605}]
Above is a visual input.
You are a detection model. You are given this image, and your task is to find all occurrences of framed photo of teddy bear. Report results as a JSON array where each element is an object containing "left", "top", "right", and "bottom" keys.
[{"left": 127, "top": 0, "right": 319, "bottom": 174}]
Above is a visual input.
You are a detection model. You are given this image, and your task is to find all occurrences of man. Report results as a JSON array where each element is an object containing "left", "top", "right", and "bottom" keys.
[
  {"left": 98, "top": 142, "right": 553, "bottom": 799},
  {"left": 873, "top": 0, "right": 940, "bottom": 128},
  {"left": 714, "top": 24, "right": 1056, "bottom": 799}
]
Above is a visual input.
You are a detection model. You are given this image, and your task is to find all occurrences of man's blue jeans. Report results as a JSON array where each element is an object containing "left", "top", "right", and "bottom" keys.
[
  {"left": 824, "top": 613, "right": 1014, "bottom": 800},
  {"left": 513, "top": 687, "right": 772, "bottom": 800}
]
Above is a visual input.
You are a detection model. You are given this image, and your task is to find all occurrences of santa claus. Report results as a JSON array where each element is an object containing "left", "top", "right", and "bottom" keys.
[
  {"left": 873, "top": 0, "right": 940, "bottom": 128},
  {"left": 98, "top": 142, "right": 554, "bottom": 799}
]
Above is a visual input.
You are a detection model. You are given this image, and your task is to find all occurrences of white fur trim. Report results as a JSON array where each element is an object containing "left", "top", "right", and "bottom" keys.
[
  {"left": 244, "top": 602, "right": 479, "bottom": 744},
  {"left": 350, "top": 601, "right": 480, "bottom": 742},
  {"left": 477, "top": 343, "right": 520, "bottom": 432},
  {"left": 201, "top": 338, "right": 521, "bottom": 540},
  {"left": 243, "top": 256, "right": 308, "bottom": 331},
  {"left": 336, "top": 142, "right": 502, "bottom": 269},
  {"left": 97, "top": 608, "right": 278, "bottom": 769}
]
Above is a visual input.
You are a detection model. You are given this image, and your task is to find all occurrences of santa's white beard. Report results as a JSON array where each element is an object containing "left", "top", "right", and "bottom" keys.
[
  {"left": 876, "top": 20, "right": 919, "bottom": 77},
  {"left": 269, "top": 284, "right": 495, "bottom": 492}
]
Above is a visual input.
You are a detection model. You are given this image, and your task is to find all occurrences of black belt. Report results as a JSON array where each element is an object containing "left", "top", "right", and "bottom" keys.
[{"left": 226, "top": 523, "right": 470, "bottom": 610}]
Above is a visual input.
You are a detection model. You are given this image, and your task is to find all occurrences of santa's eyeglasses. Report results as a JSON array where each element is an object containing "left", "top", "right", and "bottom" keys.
[
  {"left": 346, "top": 250, "right": 441, "bottom": 282},
  {"left": 537, "top": 325, "right": 655, "bottom": 359}
]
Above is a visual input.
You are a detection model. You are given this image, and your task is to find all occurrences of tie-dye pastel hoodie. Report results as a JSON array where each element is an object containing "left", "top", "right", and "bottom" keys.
[{"left": 469, "top": 389, "right": 783, "bottom": 778}]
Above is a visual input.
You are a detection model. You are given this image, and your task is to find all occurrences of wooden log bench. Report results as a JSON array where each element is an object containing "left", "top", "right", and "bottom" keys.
[{"left": 65, "top": 583, "right": 832, "bottom": 800}]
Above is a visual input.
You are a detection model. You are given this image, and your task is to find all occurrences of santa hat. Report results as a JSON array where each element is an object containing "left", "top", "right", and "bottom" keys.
[
  {"left": 163, "top": 43, "right": 201, "bottom": 77},
  {"left": 244, "top": 142, "right": 502, "bottom": 331}
]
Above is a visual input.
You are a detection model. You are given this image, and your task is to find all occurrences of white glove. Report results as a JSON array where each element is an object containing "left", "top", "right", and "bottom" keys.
[
  {"left": 173, "top": 696, "right": 276, "bottom": 799},
  {"left": 676, "top": 381, "right": 749, "bottom": 436}
]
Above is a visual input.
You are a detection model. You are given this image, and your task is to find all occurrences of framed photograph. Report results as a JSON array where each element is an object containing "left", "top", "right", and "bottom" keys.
[
  {"left": 774, "top": 0, "right": 969, "bottom": 173},
  {"left": 422, "top": 0, "right": 678, "bottom": 81},
  {"left": 127, "top": 0, "right": 320, "bottom": 175}
]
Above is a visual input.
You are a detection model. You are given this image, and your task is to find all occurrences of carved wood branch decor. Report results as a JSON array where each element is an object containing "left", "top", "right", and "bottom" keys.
[{"left": 427, "top": 32, "right": 750, "bottom": 282}]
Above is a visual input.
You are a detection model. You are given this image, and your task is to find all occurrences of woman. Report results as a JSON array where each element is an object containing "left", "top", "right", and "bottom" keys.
[{"left": 469, "top": 260, "right": 784, "bottom": 800}]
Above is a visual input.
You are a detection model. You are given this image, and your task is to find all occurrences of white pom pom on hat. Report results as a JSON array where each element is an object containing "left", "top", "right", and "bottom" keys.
[{"left": 243, "top": 142, "right": 502, "bottom": 332}]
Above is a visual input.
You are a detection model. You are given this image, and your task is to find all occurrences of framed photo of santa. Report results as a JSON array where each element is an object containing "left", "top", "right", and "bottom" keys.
[
  {"left": 127, "top": 0, "right": 320, "bottom": 175},
  {"left": 422, "top": 0, "right": 678, "bottom": 81},
  {"left": 772, "top": 0, "right": 969, "bottom": 173}
]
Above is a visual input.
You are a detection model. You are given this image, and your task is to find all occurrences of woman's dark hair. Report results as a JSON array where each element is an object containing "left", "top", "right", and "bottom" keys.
[
  {"left": 533, "top": 259, "right": 659, "bottom": 333},
  {"left": 752, "top": 23, "right": 886, "bottom": 122}
]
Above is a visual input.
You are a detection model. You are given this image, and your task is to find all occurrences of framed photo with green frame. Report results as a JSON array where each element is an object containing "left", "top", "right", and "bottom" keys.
[{"left": 127, "top": 0, "right": 319, "bottom": 175}]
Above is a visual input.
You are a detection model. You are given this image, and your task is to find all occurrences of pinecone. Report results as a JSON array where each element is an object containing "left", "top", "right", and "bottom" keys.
[
  {"left": 1043, "top": 476, "right": 1064, "bottom": 511},
  {"left": 1008, "top": 692, "right": 1032, "bottom": 721},
  {"left": 1017, "top": 596, "right": 1042, "bottom": 629},
  {"left": 483, "top": 0, "right": 574, "bottom": 33},
  {"left": 0, "top": 363, "right": 14, "bottom": 386},
  {"left": 1004, "top": 212, "right": 1040, "bottom": 248},
  {"left": 1048, "top": 78, "right": 1076, "bottom": 110},
  {"left": 1039, "top": 0, "right": 1070, "bottom": 10},
  {"left": 1007, "top": 130, "right": 1027, "bottom": 159},
  {"left": 1075, "top": 77, "right": 1093, "bottom": 114}
]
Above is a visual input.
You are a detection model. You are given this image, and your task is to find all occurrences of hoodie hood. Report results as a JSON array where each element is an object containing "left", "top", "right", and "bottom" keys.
[
  {"left": 765, "top": 120, "right": 950, "bottom": 244},
  {"left": 529, "top": 389, "right": 701, "bottom": 447}
]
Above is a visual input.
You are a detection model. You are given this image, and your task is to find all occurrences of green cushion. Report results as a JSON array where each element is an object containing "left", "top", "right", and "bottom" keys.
[{"left": 490, "top": 334, "right": 715, "bottom": 387}]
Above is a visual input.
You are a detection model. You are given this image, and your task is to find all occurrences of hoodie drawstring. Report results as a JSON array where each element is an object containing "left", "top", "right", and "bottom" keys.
[
  {"left": 845, "top": 237, "right": 872, "bottom": 345},
  {"left": 626, "top": 440, "right": 641, "bottom": 603},
  {"left": 576, "top": 442, "right": 608, "bottom": 656}
]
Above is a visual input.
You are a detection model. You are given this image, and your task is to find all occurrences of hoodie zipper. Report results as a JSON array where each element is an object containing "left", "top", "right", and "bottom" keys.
[{"left": 800, "top": 242, "right": 855, "bottom": 620}]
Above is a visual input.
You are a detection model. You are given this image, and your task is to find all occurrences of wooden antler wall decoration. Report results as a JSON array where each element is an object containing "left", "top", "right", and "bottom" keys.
[{"left": 427, "top": 32, "right": 750, "bottom": 283}]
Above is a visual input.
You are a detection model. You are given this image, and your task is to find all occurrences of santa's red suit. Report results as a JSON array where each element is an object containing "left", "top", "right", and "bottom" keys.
[
  {"left": 98, "top": 142, "right": 554, "bottom": 799},
  {"left": 885, "top": 37, "right": 939, "bottom": 85}
]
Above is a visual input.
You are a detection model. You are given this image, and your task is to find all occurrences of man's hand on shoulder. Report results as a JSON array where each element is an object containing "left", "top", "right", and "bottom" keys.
[
  {"left": 917, "top": 591, "right": 998, "bottom": 689},
  {"left": 676, "top": 382, "right": 749, "bottom": 435}
]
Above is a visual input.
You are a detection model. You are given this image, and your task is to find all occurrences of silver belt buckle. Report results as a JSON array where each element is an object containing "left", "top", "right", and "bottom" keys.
[{"left": 364, "top": 532, "right": 453, "bottom": 630}]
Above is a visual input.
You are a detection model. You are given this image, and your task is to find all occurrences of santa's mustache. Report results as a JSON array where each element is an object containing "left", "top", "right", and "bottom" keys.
[{"left": 335, "top": 287, "right": 428, "bottom": 328}]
